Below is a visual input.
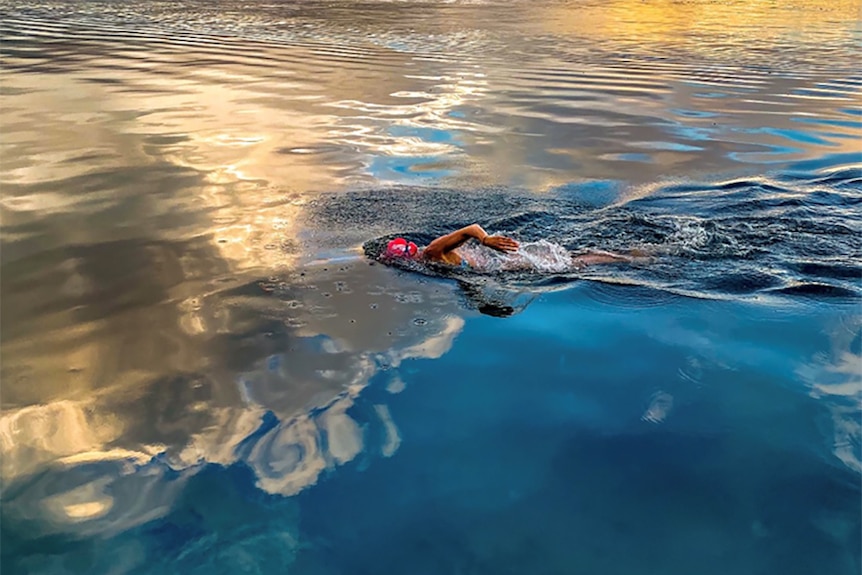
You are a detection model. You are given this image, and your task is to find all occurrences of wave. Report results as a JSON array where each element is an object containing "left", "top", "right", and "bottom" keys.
[{"left": 355, "top": 168, "right": 861, "bottom": 306}]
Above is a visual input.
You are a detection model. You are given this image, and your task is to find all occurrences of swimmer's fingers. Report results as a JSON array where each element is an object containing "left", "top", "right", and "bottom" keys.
[
  {"left": 483, "top": 235, "right": 520, "bottom": 253},
  {"left": 496, "top": 237, "right": 520, "bottom": 252}
]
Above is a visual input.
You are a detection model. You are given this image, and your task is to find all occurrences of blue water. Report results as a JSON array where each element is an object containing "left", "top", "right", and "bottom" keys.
[
  {"left": 5, "top": 284, "right": 860, "bottom": 574},
  {"left": 1, "top": 0, "right": 861, "bottom": 573}
]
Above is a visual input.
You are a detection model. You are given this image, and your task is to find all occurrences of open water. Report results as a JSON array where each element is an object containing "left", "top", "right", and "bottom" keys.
[{"left": 1, "top": 1, "right": 860, "bottom": 573}]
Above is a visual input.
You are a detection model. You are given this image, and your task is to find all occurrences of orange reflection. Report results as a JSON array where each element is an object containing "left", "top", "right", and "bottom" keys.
[
  {"left": 540, "top": 0, "right": 862, "bottom": 47},
  {"left": 0, "top": 260, "right": 467, "bottom": 533}
]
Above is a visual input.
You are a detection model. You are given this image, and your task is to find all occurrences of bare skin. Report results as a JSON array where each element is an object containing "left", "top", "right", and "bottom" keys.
[
  {"left": 419, "top": 224, "right": 635, "bottom": 268},
  {"left": 421, "top": 224, "right": 518, "bottom": 265},
  {"left": 570, "top": 250, "right": 633, "bottom": 267}
]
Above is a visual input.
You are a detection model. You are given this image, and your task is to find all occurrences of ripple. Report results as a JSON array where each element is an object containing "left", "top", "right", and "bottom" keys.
[
  {"left": 2, "top": 0, "right": 859, "bottom": 195},
  {"left": 768, "top": 283, "right": 860, "bottom": 300},
  {"left": 355, "top": 162, "right": 860, "bottom": 305},
  {"left": 2, "top": 0, "right": 862, "bottom": 570},
  {"left": 578, "top": 280, "right": 682, "bottom": 309}
]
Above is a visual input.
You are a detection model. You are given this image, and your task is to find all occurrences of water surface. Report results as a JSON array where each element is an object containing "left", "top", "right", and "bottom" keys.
[{"left": 1, "top": 0, "right": 860, "bottom": 573}]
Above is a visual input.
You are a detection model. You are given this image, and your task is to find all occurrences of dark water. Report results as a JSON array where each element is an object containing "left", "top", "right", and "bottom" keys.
[{"left": 1, "top": 0, "right": 861, "bottom": 573}]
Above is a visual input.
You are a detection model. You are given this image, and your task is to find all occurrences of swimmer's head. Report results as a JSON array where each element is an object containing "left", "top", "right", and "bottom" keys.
[{"left": 384, "top": 237, "right": 418, "bottom": 259}]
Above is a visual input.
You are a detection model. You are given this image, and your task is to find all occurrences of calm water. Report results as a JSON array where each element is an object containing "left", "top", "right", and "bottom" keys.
[{"left": 1, "top": 0, "right": 861, "bottom": 573}]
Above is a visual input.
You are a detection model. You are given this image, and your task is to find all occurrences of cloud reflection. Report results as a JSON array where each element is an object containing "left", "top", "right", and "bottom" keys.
[
  {"left": 797, "top": 314, "right": 862, "bottom": 474},
  {"left": 0, "top": 260, "right": 467, "bottom": 537},
  {"left": 2, "top": 0, "right": 859, "bottom": 555}
]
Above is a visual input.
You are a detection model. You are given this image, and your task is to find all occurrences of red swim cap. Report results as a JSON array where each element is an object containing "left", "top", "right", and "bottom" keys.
[{"left": 385, "top": 238, "right": 418, "bottom": 258}]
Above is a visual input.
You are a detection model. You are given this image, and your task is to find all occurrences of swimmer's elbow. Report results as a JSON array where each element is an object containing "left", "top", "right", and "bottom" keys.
[
  {"left": 424, "top": 224, "right": 486, "bottom": 259},
  {"left": 466, "top": 224, "right": 485, "bottom": 238}
]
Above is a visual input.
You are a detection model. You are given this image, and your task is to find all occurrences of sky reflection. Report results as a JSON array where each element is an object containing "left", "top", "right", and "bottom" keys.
[
  {"left": 0, "top": 1, "right": 859, "bottom": 566},
  {"left": 1, "top": 261, "right": 467, "bottom": 537}
]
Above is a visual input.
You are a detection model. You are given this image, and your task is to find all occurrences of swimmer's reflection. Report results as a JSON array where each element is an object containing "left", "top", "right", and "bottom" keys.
[{"left": 456, "top": 281, "right": 522, "bottom": 318}]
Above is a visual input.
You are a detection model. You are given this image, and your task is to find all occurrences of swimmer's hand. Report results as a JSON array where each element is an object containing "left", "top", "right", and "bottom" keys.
[{"left": 481, "top": 235, "right": 520, "bottom": 253}]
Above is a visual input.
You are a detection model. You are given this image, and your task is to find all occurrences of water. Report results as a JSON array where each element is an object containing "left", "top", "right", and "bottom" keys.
[{"left": 1, "top": 0, "right": 860, "bottom": 573}]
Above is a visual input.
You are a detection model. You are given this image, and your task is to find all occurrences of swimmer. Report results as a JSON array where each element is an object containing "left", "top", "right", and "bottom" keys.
[{"left": 383, "top": 223, "right": 636, "bottom": 269}]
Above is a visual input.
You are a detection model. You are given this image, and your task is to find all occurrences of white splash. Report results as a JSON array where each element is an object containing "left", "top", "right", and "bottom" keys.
[{"left": 460, "top": 239, "right": 573, "bottom": 273}]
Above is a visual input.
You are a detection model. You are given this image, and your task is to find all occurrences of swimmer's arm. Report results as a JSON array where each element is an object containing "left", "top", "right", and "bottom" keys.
[
  {"left": 423, "top": 224, "right": 489, "bottom": 259},
  {"left": 423, "top": 224, "right": 519, "bottom": 260}
]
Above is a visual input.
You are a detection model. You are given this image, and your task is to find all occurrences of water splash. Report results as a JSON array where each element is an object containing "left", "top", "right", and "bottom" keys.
[
  {"left": 357, "top": 168, "right": 861, "bottom": 303},
  {"left": 459, "top": 239, "right": 574, "bottom": 273}
]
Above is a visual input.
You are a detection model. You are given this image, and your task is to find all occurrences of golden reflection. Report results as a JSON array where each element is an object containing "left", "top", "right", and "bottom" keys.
[
  {"left": 43, "top": 479, "right": 114, "bottom": 522},
  {"left": 0, "top": 398, "right": 161, "bottom": 479},
  {"left": 539, "top": 0, "right": 862, "bottom": 46},
  {"left": 3, "top": 0, "right": 859, "bottom": 213},
  {"left": 504, "top": 0, "right": 862, "bottom": 191},
  {"left": 0, "top": 260, "right": 468, "bottom": 528}
]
